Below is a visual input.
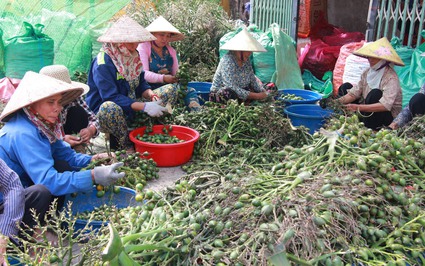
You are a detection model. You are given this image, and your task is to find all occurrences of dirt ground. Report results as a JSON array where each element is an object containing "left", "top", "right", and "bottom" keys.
[{"left": 90, "top": 133, "right": 185, "bottom": 192}]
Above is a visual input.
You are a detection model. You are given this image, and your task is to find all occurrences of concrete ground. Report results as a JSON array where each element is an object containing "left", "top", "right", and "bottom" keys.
[{"left": 90, "top": 133, "right": 185, "bottom": 192}]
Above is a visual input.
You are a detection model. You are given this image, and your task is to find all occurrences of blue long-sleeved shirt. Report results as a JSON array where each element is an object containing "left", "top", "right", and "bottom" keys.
[
  {"left": 0, "top": 158, "right": 24, "bottom": 237},
  {"left": 0, "top": 111, "right": 93, "bottom": 196},
  {"left": 86, "top": 52, "right": 151, "bottom": 121}
]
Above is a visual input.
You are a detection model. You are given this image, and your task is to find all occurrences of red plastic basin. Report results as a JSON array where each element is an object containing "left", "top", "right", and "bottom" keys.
[{"left": 129, "top": 125, "right": 200, "bottom": 167}]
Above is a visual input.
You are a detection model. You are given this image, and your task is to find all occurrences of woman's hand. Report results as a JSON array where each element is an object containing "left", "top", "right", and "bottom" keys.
[
  {"left": 64, "top": 135, "right": 83, "bottom": 147},
  {"left": 163, "top": 75, "right": 178, "bottom": 84},
  {"left": 79, "top": 126, "right": 96, "bottom": 143},
  {"left": 345, "top": 103, "right": 359, "bottom": 112},
  {"left": 388, "top": 122, "right": 398, "bottom": 130},
  {"left": 92, "top": 152, "right": 115, "bottom": 162}
]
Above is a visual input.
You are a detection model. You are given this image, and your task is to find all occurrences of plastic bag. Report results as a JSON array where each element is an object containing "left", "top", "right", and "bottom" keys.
[
  {"left": 252, "top": 28, "right": 276, "bottom": 83},
  {"left": 303, "top": 69, "right": 333, "bottom": 98},
  {"left": 301, "top": 38, "right": 341, "bottom": 79},
  {"left": 3, "top": 22, "right": 54, "bottom": 79},
  {"left": 268, "top": 23, "right": 303, "bottom": 89},
  {"left": 394, "top": 48, "right": 425, "bottom": 107}
]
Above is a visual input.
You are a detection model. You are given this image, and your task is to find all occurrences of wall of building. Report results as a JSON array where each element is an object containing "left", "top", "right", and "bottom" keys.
[{"left": 326, "top": 0, "right": 370, "bottom": 34}]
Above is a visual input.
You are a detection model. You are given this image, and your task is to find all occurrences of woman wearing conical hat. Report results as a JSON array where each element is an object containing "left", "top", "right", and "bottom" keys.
[
  {"left": 137, "top": 16, "right": 201, "bottom": 111},
  {"left": 0, "top": 71, "right": 124, "bottom": 216},
  {"left": 40, "top": 65, "right": 99, "bottom": 153},
  {"left": 86, "top": 16, "right": 168, "bottom": 151},
  {"left": 209, "top": 27, "right": 268, "bottom": 103},
  {"left": 338, "top": 37, "right": 403, "bottom": 130}
]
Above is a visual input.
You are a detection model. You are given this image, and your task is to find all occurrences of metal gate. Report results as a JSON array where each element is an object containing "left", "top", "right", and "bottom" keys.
[
  {"left": 250, "top": 0, "right": 299, "bottom": 41},
  {"left": 366, "top": 0, "right": 424, "bottom": 47}
]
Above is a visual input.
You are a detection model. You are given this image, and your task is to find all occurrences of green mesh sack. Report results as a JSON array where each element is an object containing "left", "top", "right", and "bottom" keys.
[{"left": 3, "top": 22, "right": 54, "bottom": 79}]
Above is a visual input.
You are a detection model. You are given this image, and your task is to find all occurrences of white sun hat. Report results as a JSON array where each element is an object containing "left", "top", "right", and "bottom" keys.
[
  {"left": 146, "top": 16, "right": 185, "bottom": 42},
  {"left": 0, "top": 71, "right": 84, "bottom": 122},
  {"left": 97, "top": 16, "right": 156, "bottom": 43},
  {"left": 220, "top": 26, "right": 266, "bottom": 52},
  {"left": 40, "top": 65, "right": 90, "bottom": 95}
]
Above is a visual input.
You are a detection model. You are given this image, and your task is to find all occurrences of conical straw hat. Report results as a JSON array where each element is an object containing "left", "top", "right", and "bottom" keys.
[
  {"left": 146, "top": 16, "right": 185, "bottom": 42},
  {"left": 220, "top": 27, "right": 266, "bottom": 52},
  {"left": 40, "top": 65, "right": 90, "bottom": 95},
  {"left": 353, "top": 37, "right": 404, "bottom": 66},
  {"left": 0, "top": 71, "right": 84, "bottom": 122},
  {"left": 97, "top": 16, "right": 156, "bottom": 43}
]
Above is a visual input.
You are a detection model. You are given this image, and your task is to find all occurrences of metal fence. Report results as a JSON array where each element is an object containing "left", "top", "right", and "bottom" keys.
[
  {"left": 249, "top": 0, "right": 299, "bottom": 41},
  {"left": 366, "top": 0, "right": 424, "bottom": 47}
]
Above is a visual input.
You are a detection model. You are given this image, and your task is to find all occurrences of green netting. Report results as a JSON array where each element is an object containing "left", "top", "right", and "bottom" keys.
[{"left": 0, "top": 0, "right": 131, "bottom": 78}]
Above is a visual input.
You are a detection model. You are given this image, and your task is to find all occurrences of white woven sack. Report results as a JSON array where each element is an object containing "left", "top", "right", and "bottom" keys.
[{"left": 342, "top": 54, "right": 370, "bottom": 86}]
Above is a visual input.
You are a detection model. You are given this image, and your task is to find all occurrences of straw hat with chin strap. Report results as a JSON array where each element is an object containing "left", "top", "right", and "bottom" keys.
[
  {"left": 220, "top": 26, "right": 266, "bottom": 52},
  {"left": 40, "top": 65, "right": 90, "bottom": 95},
  {"left": 146, "top": 16, "right": 185, "bottom": 42},
  {"left": 0, "top": 71, "right": 84, "bottom": 122},
  {"left": 97, "top": 15, "right": 156, "bottom": 43},
  {"left": 353, "top": 37, "right": 405, "bottom": 66}
]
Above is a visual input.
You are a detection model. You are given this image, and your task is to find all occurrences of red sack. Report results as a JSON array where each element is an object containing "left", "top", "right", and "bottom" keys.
[
  {"left": 332, "top": 41, "right": 365, "bottom": 95},
  {"left": 323, "top": 32, "right": 365, "bottom": 47},
  {"left": 301, "top": 39, "right": 341, "bottom": 79}
]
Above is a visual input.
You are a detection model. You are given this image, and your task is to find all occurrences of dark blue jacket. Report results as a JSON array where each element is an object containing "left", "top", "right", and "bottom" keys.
[{"left": 86, "top": 52, "right": 151, "bottom": 121}]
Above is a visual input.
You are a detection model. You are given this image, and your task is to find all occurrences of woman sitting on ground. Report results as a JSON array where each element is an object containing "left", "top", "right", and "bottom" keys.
[
  {"left": 209, "top": 27, "right": 268, "bottom": 104},
  {"left": 137, "top": 16, "right": 201, "bottom": 111},
  {"left": 0, "top": 71, "right": 124, "bottom": 212},
  {"left": 86, "top": 16, "right": 167, "bottom": 151},
  {"left": 40, "top": 65, "right": 100, "bottom": 153},
  {"left": 337, "top": 37, "right": 403, "bottom": 130}
]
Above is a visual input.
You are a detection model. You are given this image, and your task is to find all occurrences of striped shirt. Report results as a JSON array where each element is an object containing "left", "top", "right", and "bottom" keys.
[
  {"left": 0, "top": 159, "right": 24, "bottom": 237},
  {"left": 61, "top": 96, "right": 100, "bottom": 138}
]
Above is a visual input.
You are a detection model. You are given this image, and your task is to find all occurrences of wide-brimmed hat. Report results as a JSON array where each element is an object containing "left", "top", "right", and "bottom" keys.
[
  {"left": 353, "top": 37, "right": 405, "bottom": 66},
  {"left": 0, "top": 71, "right": 84, "bottom": 122},
  {"left": 146, "top": 16, "right": 185, "bottom": 42},
  {"left": 220, "top": 27, "right": 266, "bottom": 52},
  {"left": 97, "top": 16, "right": 156, "bottom": 43},
  {"left": 40, "top": 65, "right": 90, "bottom": 95}
]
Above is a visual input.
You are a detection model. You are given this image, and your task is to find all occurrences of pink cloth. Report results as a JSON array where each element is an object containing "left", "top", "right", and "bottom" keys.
[
  {"left": 137, "top": 42, "right": 179, "bottom": 83},
  {"left": 0, "top": 77, "right": 20, "bottom": 103}
]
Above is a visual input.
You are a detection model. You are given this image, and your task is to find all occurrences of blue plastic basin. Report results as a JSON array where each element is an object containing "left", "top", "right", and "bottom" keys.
[
  {"left": 188, "top": 82, "right": 212, "bottom": 105},
  {"left": 277, "top": 89, "right": 323, "bottom": 105},
  {"left": 64, "top": 186, "right": 140, "bottom": 232},
  {"left": 284, "top": 104, "right": 333, "bottom": 134}
]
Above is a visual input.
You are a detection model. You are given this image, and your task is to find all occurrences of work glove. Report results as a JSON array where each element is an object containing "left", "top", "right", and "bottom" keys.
[
  {"left": 93, "top": 162, "right": 125, "bottom": 186},
  {"left": 143, "top": 100, "right": 168, "bottom": 117}
]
